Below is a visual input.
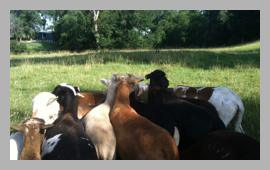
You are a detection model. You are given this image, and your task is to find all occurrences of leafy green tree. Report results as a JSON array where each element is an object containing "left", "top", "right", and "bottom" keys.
[
  {"left": 53, "top": 10, "right": 96, "bottom": 51},
  {"left": 161, "top": 10, "right": 190, "bottom": 48},
  {"left": 98, "top": 10, "right": 169, "bottom": 49},
  {"left": 10, "top": 13, "right": 24, "bottom": 41},
  {"left": 10, "top": 10, "right": 44, "bottom": 41},
  {"left": 45, "top": 10, "right": 260, "bottom": 50},
  {"left": 201, "top": 10, "right": 230, "bottom": 47},
  {"left": 185, "top": 10, "right": 205, "bottom": 47}
]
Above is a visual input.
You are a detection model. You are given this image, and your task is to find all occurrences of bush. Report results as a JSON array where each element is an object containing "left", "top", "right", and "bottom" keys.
[{"left": 10, "top": 40, "right": 28, "bottom": 54}]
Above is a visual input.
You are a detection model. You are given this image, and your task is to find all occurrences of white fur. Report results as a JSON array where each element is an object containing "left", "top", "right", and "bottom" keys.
[
  {"left": 196, "top": 87, "right": 206, "bottom": 93},
  {"left": 208, "top": 87, "right": 245, "bottom": 133},
  {"left": 173, "top": 126, "right": 180, "bottom": 146},
  {"left": 60, "top": 83, "right": 77, "bottom": 96},
  {"left": 174, "top": 86, "right": 245, "bottom": 133},
  {"left": 139, "top": 82, "right": 148, "bottom": 91},
  {"left": 10, "top": 132, "right": 24, "bottom": 160},
  {"left": 41, "top": 134, "right": 62, "bottom": 158},
  {"left": 77, "top": 93, "right": 84, "bottom": 98},
  {"left": 173, "top": 86, "right": 189, "bottom": 94},
  {"left": 82, "top": 77, "right": 117, "bottom": 160},
  {"left": 135, "top": 82, "right": 149, "bottom": 102},
  {"left": 32, "top": 92, "right": 60, "bottom": 124}
]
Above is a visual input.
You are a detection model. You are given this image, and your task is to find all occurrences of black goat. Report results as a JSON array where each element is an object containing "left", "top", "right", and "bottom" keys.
[
  {"left": 145, "top": 71, "right": 226, "bottom": 150},
  {"left": 180, "top": 130, "right": 260, "bottom": 160},
  {"left": 40, "top": 83, "right": 98, "bottom": 160},
  {"left": 129, "top": 91, "right": 180, "bottom": 146}
]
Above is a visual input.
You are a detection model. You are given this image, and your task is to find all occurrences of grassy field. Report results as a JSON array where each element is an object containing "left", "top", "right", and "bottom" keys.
[{"left": 10, "top": 40, "right": 260, "bottom": 141}]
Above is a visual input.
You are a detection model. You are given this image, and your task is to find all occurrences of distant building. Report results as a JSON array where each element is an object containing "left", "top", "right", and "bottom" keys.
[{"left": 36, "top": 30, "right": 53, "bottom": 42}]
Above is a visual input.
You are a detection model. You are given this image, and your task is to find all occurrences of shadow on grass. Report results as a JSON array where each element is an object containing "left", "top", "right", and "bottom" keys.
[
  {"left": 10, "top": 50, "right": 260, "bottom": 70},
  {"left": 239, "top": 97, "right": 260, "bottom": 141}
]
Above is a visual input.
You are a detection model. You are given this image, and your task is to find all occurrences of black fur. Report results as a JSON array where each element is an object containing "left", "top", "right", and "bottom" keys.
[
  {"left": 41, "top": 83, "right": 98, "bottom": 160},
  {"left": 146, "top": 71, "right": 226, "bottom": 150}
]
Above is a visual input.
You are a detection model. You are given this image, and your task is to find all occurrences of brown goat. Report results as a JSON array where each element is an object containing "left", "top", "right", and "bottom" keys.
[
  {"left": 60, "top": 92, "right": 106, "bottom": 113},
  {"left": 110, "top": 73, "right": 179, "bottom": 160},
  {"left": 10, "top": 118, "right": 54, "bottom": 160},
  {"left": 77, "top": 92, "right": 106, "bottom": 106},
  {"left": 77, "top": 104, "right": 100, "bottom": 119}
]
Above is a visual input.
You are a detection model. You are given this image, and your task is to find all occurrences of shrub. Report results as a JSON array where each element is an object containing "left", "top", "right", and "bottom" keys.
[{"left": 10, "top": 40, "right": 28, "bottom": 54}]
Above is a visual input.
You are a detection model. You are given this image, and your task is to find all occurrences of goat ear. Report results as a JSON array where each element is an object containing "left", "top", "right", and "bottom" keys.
[
  {"left": 47, "top": 96, "right": 58, "bottom": 106},
  {"left": 113, "top": 73, "right": 120, "bottom": 81},
  {"left": 10, "top": 124, "right": 24, "bottom": 132},
  {"left": 42, "top": 124, "right": 54, "bottom": 129},
  {"left": 145, "top": 74, "right": 151, "bottom": 79},
  {"left": 43, "top": 124, "right": 54, "bottom": 129},
  {"left": 74, "top": 86, "right": 80, "bottom": 92},
  {"left": 100, "top": 79, "right": 108, "bottom": 86}
]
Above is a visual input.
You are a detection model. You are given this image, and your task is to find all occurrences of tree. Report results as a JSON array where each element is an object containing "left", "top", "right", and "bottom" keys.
[
  {"left": 10, "top": 13, "right": 24, "bottom": 41},
  {"left": 227, "top": 10, "right": 260, "bottom": 44},
  {"left": 161, "top": 10, "right": 190, "bottom": 48},
  {"left": 90, "top": 10, "right": 100, "bottom": 50},
  {"left": 97, "top": 10, "right": 169, "bottom": 49},
  {"left": 10, "top": 10, "right": 44, "bottom": 41},
  {"left": 53, "top": 10, "right": 96, "bottom": 51},
  {"left": 19, "top": 10, "right": 43, "bottom": 40},
  {"left": 185, "top": 10, "right": 205, "bottom": 47}
]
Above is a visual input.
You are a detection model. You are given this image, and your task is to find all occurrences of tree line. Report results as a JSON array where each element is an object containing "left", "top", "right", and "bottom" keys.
[{"left": 10, "top": 10, "right": 260, "bottom": 51}]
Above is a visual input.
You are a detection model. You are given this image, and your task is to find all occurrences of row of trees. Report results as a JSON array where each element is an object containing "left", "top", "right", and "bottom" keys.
[
  {"left": 10, "top": 10, "right": 260, "bottom": 50},
  {"left": 10, "top": 10, "right": 53, "bottom": 41}
]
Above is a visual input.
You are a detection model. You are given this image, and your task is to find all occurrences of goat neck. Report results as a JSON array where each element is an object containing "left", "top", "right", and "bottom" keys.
[
  {"left": 62, "top": 90, "right": 78, "bottom": 115},
  {"left": 20, "top": 132, "right": 43, "bottom": 160},
  {"left": 114, "top": 83, "right": 130, "bottom": 106},
  {"left": 104, "top": 82, "right": 118, "bottom": 109}
]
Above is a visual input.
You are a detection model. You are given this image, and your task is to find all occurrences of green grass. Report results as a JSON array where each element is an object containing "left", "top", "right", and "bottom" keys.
[
  {"left": 23, "top": 42, "right": 62, "bottom": 54},
  {"left": 10, "top": 41, "right": 260, "bottom": 141}
]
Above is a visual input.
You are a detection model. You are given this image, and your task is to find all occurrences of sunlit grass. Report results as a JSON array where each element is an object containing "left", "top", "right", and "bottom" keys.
[{"left": 10, "top": 40, "right": 260, "bottom": 141}]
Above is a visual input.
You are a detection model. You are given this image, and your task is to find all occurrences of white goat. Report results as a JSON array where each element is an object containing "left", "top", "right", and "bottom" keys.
[
  {"left": 82, "top": 76, "right": 118, "bottom": 160},
  {"left": 32, "top": 92, "right": 60, "bottom": 124}
]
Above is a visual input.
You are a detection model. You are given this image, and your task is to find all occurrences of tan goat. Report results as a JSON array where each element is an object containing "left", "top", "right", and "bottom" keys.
[
  {"left": 110, "top": 73, "right": 179, "bottom": 160},
  {"left": 10, "top": 118, "right": 54, "bottom": 160}
]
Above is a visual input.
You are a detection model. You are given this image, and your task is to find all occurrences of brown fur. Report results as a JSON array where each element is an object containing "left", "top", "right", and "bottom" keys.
[
  {"left": 77, "top": 104, "right": 99, "bottom": 119},
  {"left": 10, "top": 118, "right": 53, "bottom": 160},
  {"left": 172, "top": 86, "right": 214, "bottom": 101},
  {"left": 59, "top": 92, "right": 105, "bottom": 119},
  {"left": 60, "top": 104, "right": 100, "bottom": 120},
  {"left": 77, "top": 93, "right": 106, "bottom": 106},
  {"left": 110, "top": 76, "right": 179, "bottom": 160},
  {"left": 166, "top": 87, "right": 218, "bottom": 115}
]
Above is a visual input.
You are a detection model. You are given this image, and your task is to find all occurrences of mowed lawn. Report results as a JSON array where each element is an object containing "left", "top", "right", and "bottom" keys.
[{"left": 10, "top": 41, "right": 260, "bottom": 141}]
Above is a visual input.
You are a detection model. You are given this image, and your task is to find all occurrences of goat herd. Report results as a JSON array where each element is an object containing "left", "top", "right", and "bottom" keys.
[{"left": 10, "top": 70, "right": 260, "bottom": 160}]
